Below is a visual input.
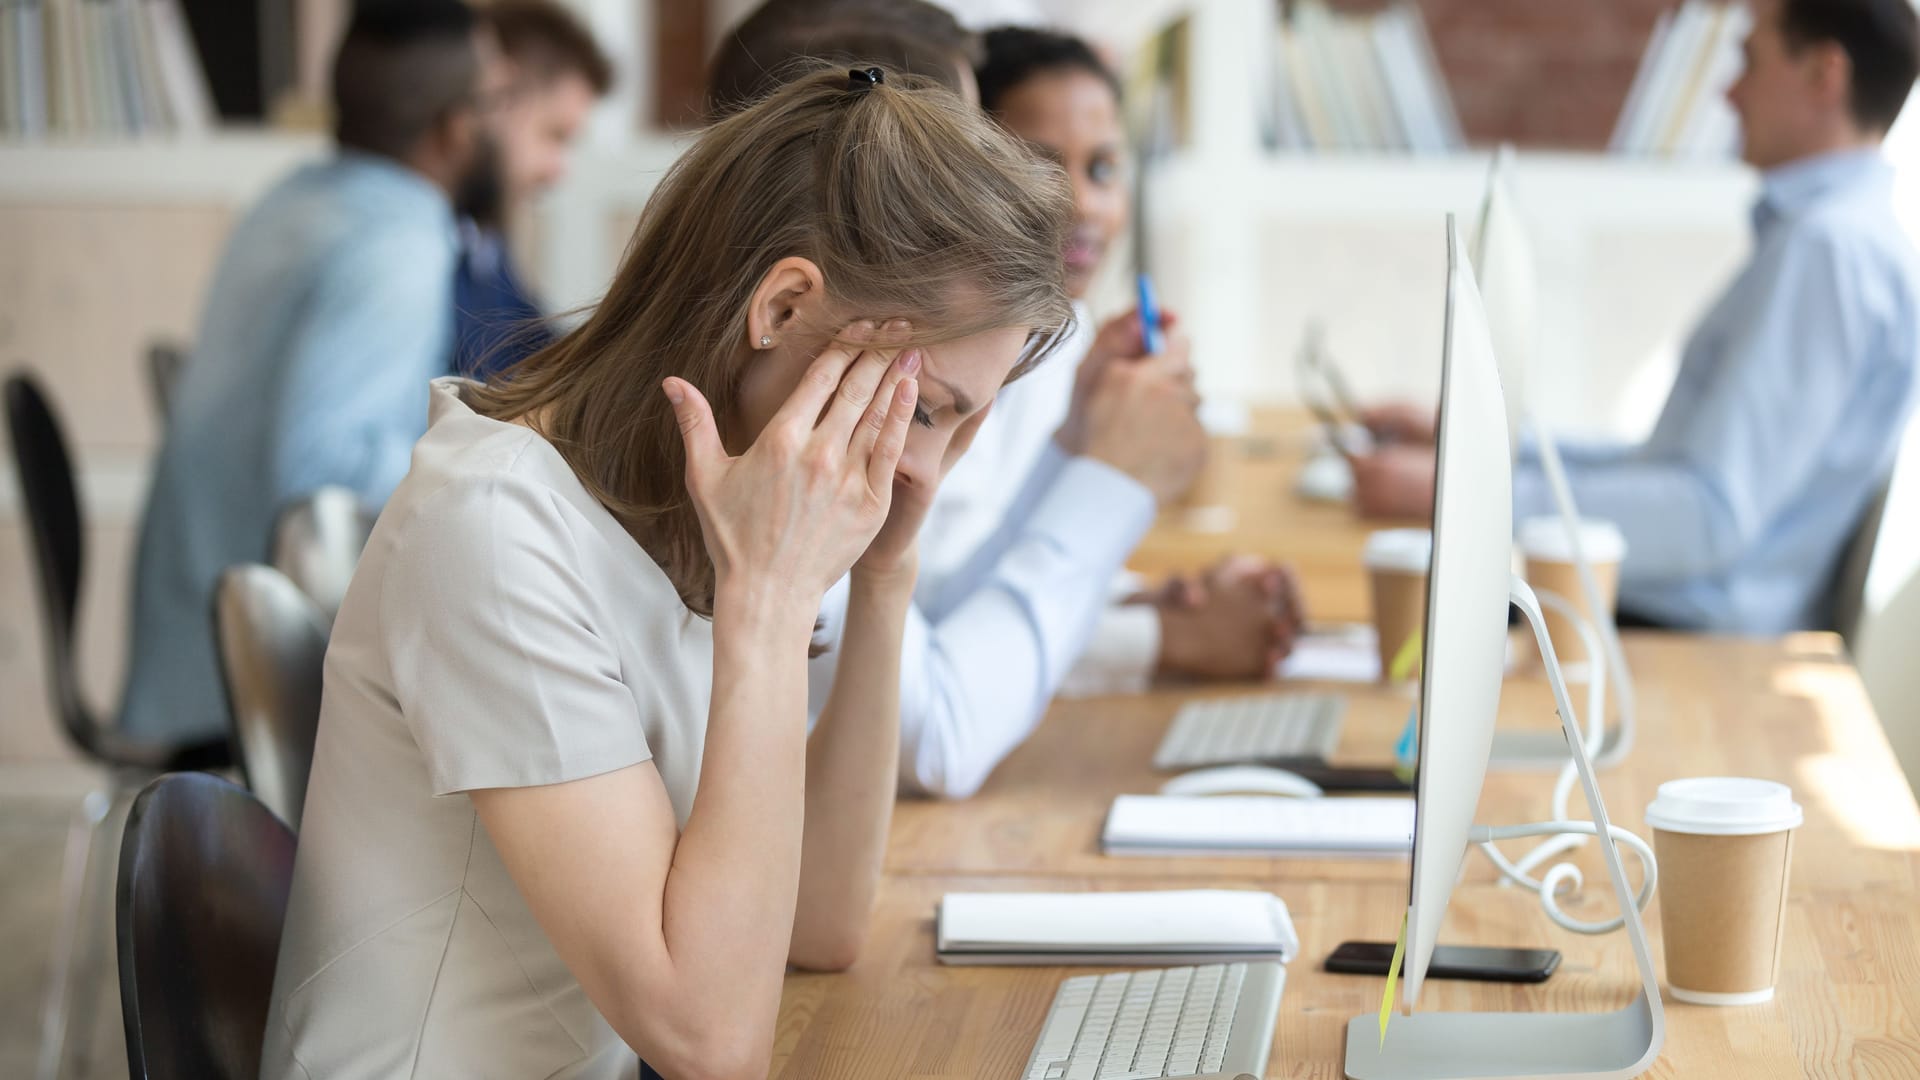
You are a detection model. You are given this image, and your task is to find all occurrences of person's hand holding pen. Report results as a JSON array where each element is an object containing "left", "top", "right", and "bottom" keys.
[{"left": 1055, "top": 298, "right": 1206, "bottom": 506}]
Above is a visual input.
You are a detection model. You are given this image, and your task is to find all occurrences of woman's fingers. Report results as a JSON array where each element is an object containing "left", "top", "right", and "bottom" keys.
[
  {"left": 849, "top": 349, "right": 921, "bottom": 460},
  {"left": 864, "top": 376, "right": 918, "bottom": 496},
  {"left": 770, "top": 341, "right": 863, "bottom": 433},
  {"left": 821, "top": 344, "right": 903, "bottom": 443},
  {"left": 663, "top": 378, "right": 726, "bottom": 485}
]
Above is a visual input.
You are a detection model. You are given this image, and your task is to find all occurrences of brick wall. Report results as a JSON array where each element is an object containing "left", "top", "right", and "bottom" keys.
[{"left": 1333, "top": 0, "right": 1675, "bottom": 149}]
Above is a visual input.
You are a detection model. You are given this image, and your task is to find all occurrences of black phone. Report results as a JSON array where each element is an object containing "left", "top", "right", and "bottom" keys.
[{"left": 1324, "top": 941, "right": 1561, "bottom": 983}]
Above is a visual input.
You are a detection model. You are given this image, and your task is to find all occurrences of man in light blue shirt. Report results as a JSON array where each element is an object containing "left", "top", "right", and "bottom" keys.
[
  {"left": 1353, "top": 0, "right": 1920, "bottom": 635},
  {"left": 124, "top": 1, "right": 506, "bottom": 740}
]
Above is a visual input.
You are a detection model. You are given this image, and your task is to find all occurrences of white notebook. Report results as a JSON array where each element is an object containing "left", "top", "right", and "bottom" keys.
[
  {"left": 1103, "top": 795, "right": 1415, "bottom": 858},
  {"left": 936, "top": 889, "right": 1299, "bottom": 966}
]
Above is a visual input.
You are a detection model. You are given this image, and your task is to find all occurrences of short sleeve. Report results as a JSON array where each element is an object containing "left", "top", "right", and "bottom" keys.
[{"left": 379, "top": 471, "right": 652, "bottom": 795}]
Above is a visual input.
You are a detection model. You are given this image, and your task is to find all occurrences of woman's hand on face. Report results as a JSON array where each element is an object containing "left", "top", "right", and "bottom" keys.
[
  {"left": 664, "top": 325, "right": 921, "bottom": 611},
  {"left": 854, "top": 394, "right": 993, "bottom": 585}
]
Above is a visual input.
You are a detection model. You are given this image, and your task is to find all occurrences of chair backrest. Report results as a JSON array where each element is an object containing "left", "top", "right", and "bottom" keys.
[
  {"left": 116, "top": 772, "right": 295, "bottom": 1080},
  {"left": 1829, "top": 477, "right": 1893, "bottom": 645},
  {"left": 145, "top": 341, "right": 189, "bottom": 425},
  {"left": 271, "top": 486, "right": 374, "bottom": 623},
  {"left": 214, "top": 565, "right": 328, "bottom": 829},
  {"left": 4, "top": 371, "right": 100, "bottom": 747}
]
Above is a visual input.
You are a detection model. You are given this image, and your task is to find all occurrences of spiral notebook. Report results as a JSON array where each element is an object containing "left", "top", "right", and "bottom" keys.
[{"left": 935, "top": 889, "right": 1300, "bottom": 966}]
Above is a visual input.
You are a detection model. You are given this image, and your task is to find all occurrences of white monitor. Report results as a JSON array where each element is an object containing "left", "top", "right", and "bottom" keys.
[
  {"left": 1344, "top": 218, "right": 1663, "bottom": 1080},
  {"left": 1473, "top": 147, "right": 1639, "bottom": 771},
  {"left": 1472, "top": 145, "right": 1537, "bottom": 457},
  {"left": 1402, "top": 216, "right": 1515, "bottom": 1008}
]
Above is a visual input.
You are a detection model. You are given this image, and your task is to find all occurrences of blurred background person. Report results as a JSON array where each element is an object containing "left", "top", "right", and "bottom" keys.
[
  {"left": 452, "top": 0, "right": 613, "bottom": 382},
  {"left": 1351, "top": 0, "right": 1920, "bottom": 636},
  {"left": 122, "top": 0, "right": 507, "bottom": 742}
]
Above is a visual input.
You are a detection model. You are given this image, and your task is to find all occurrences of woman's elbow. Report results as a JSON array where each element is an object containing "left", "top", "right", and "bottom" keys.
[
  {"left": 638, "top": 1026, "right": 768, "bottom": 1080},
  {"left": 789, "top": 924, "right": 868, "bottom": 972}
]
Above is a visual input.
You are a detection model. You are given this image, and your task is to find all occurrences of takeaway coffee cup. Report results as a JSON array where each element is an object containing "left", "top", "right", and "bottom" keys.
[
  {"left": 1519, "top": 516, "right": 1626, "bottom": 672},
  {"left": 1645, "top": 778, "right": 1803, "bottom": 1005},
  {"left": 1364, "top": 529, "right": 1431, "bottom": 681}
]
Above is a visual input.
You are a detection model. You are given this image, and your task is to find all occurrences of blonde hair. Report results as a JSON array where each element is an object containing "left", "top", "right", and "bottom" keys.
[{"left": 469, "top": 67, "right": 1075, "bottom": 614}]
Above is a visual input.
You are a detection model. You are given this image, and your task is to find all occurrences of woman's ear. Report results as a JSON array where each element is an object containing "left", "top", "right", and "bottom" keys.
[{"left": 745, "top": 257, "right": 828, "bottom": 352}]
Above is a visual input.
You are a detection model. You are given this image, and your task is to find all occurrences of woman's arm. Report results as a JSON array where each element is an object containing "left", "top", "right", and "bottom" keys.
[
  {"left": 788, "top": 566, "right": 913, "bottom": 969},
  {"left": 472, "top": 340, "right": 919, "bottom": 1080},
  {"left": 470, "top": 591, "right": 811, "bottom": 1078}
]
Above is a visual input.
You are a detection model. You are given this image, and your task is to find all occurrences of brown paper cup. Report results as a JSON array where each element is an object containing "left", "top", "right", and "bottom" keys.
[
  {"left": 1363, "top": 529, "right": 1432, "bottom": 682},
  {"left": 1368, "top": 569, "right": 1427, "bottom": 681},
  {"left": 1524, "top": 556, "right": 1620, "bottom": 668},
  {"left": 1646, "top": 778, "right": 1803, "bottom": 1005}
]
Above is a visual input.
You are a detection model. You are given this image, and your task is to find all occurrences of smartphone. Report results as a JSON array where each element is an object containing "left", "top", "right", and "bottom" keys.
[{"left": 1324, "top": 941, "right": 1561, "bottom": 983}]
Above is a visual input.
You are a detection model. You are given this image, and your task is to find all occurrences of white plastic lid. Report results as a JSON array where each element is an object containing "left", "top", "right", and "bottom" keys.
[
  {"left": 1518, "top": 516, "right": 1627, "bottom": 564},
  {"left": 1363, "top": 529, "right": 1432, "bottom": 574},
  {"left": 1645, "top": 777, "right": 1803, "bottom": 836}
]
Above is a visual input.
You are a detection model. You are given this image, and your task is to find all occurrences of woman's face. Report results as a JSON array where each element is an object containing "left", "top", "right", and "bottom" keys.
[
  {"left": 734, "top": 323, "right": 1032, "bottom": 495},
  {"left": 993, "top": 68, "right": 1127, "bottom": 299}
]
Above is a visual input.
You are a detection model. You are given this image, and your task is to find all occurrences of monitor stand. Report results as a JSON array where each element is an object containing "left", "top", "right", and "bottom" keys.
[
  {"left": 1492, "top": 414, "right": 1636, "bottom": 771},
  {"left": 1342, "top": 577, "right": 1665, "bottom": 1080}
]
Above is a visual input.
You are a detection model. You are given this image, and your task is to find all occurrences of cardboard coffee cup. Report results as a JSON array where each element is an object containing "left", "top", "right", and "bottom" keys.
[
  {"left": 1364, "top": 529, "right": 1431, "bottom": 681},
  {"left": 1645, "top": 778, "right": 1803, "bottom": 1005},
  {"left": 1519, "top": 517, "right": 1626, "bottom": 672}
]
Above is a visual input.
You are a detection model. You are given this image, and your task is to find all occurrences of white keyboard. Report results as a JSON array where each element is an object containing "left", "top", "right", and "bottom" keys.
[
  {"left": 1153, "top": 693, "right": 1346, "bottom": 771},
  {"left": 1020, "top": 962, "right": 1284, "bottom": 1080}
]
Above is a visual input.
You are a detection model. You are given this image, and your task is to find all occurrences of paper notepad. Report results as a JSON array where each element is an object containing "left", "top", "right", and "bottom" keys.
[
  {"left": 1102, "top": 795, "right": 1415, "bottom": 858},
  {"left": 936, "top": 889, "right": 1300, "bottom": 966}
]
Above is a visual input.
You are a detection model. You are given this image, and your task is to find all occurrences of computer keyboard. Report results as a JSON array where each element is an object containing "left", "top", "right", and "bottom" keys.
[
  {"left": 1153, "top": 693, "right": 1346, "bottom": 771},
  {"left": 1020, "top": 962, "right": 1284, "bottom": 1080}
]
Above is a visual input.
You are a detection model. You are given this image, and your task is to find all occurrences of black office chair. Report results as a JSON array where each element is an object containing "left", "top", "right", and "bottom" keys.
[
  {"left": 116, "top": 772, "right": 295, "bottom": 1080},
  {"left": 1828, "top": 477, "right": 1893, "bottom": 648},
  {"left": 4, "top": 372, "right": 229, "bottom": 770}
]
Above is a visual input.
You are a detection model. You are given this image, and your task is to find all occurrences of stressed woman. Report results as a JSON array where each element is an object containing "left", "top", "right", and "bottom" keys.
[{"left": 259, "top": 67, "right": 1073, "bottom": 1080}]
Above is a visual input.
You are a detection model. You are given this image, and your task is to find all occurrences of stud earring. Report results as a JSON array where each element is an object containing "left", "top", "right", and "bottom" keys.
[{"left": 760, "top": 335, "right": 773, "bottom": 348}]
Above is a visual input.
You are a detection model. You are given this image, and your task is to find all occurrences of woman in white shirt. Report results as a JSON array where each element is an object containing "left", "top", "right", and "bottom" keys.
[{"left": 260, "top": 67, "right": 1075, "bottom": 1080}]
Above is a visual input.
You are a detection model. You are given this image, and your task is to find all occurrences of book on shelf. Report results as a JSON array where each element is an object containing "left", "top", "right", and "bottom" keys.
[
  {"left": 1270, "top": 0, "right": 1463, "bottom": 155},
  {"left": 1610, "top": 0, "right": 1748, "bottom": 159},
  {"left": 0, "top": 0, "right": 213, "bottom": 140}
]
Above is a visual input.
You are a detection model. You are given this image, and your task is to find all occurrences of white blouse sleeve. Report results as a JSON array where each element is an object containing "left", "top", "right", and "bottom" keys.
[{"left": 378, "top": 474, "right": 653, "bottom": 795}]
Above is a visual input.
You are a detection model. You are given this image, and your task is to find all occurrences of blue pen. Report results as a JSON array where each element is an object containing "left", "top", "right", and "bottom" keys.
[{"left": 1136, "top": 273, "right": 1165, "bottom": 355}]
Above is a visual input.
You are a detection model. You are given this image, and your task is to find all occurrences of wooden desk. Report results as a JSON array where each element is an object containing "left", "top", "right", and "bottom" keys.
[
  {"left": 773, "top": 413, "right": 1920, "bottom": 1077},
  {"left": 782, "top": 633, "right": 1920, "bottom": 1077}
]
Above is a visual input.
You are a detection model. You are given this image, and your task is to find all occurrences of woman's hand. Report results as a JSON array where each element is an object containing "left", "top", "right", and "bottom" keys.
[{"left": 664, "top": 335, "right": 921, "bottom": 612}]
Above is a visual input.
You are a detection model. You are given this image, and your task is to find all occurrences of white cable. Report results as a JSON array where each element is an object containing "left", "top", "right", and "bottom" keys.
[
  {"left": 1473, "top": 821, "right": 1658, "bottom": 935},
  {"left": 1500, "top": 588, "right": 1606, "bottom": 880}
]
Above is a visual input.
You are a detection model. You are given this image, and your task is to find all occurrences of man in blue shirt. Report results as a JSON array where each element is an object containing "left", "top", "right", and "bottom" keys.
[
  {"left": 1352, "top": 0, "right": 1920, "bottom": 635},
  {"left": 451, "top": 0, "right": 611, "bottom": 382},
  {"left": 123, "top": 0, "right": 509, "bottom": 741}
]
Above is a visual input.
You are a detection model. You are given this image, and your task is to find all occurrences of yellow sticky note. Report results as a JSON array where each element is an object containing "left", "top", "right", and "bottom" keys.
[
  {"left": 1388, "top": 629, "right": 1423, "bottom": 683},
  {"left": 1378, "top": 912, "right": 1408, "bottom": 1048}
]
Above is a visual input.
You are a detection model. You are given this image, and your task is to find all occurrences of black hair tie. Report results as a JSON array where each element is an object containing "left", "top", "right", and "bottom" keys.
[{"left": 848, "top": 66, "right": 883, "bottom": 93}]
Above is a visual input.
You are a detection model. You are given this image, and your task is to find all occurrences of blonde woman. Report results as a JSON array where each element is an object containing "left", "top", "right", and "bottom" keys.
[{"left": 261, "top": 67, "right": 1073, "bottom": 1080}]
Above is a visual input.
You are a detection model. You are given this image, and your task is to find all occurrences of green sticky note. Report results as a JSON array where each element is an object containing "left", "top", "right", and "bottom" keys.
[
  {"left": 1388, "top": 628, "right": 1423, "bottom": 683},
  {"left": 1378, "top": 912, "right": 1408, "bottom": 1048}
]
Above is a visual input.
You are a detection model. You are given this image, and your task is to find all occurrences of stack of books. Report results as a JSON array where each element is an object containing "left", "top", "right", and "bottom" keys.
[
  {"left": 0, "top": 0, "right": 215, "bottom": 139},
  {"left": 1267, "top": 0, "right": 1465, "bottom": 155},
  {"left": 1609, "top": 0, "right": 1750, "bottom": 159}
]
